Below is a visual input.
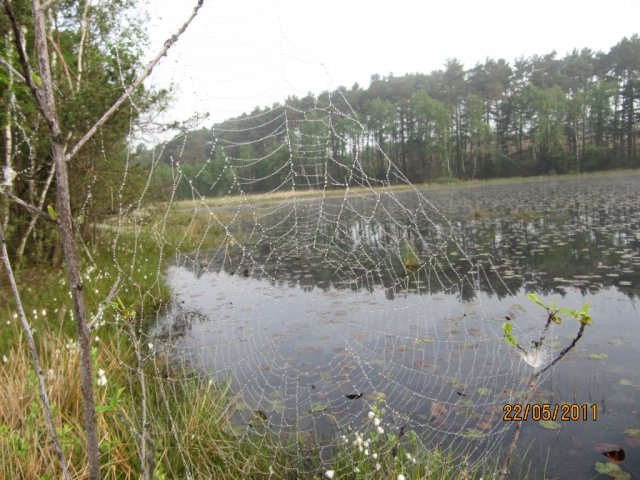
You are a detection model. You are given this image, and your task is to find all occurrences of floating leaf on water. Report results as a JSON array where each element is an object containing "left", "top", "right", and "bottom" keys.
[
  {"left": 463, "top": 428, "right": 484, "bottom": 439},
  {"left": 310, "top": 402, "right": 327, "bottom": 413},
  {"left": 252, "top": 410, "right": 267, "bottom": 421},
  {"left": 477, "top": 387, "right": 491, "bottom": 396},
  {"left": 589, "top": 353, "right": 608, "bottom": 360},
  {"left": 430, "top": 401, "right": 448, "bottom": 424},
  {"left": 538, "top": 420, "right": 561, "bottom": 430},
  {"left": 603, "top": 449, "right": 625, "bottom": 462},
  {"left": 623, "top": 428, "right": 640, "bottom": 438},
  {"left": 345, "top": 393, "right": 363, "bottom": 400},
  {"left": 594, "top": 461, "right": 630, "bottom": 480}
]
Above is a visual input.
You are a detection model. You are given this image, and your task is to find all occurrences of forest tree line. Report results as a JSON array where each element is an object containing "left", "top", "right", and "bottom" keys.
[{"left": 140, "top": 35, "right": 640, "bottom": 197}]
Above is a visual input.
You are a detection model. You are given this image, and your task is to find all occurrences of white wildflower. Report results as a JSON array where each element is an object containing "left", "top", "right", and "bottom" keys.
[
  {"left": 364, "top": 449, "right": 369, "bottom": 456},
  {"left": 41, "top": 309, "right": 47, "bottom": 317},
  {"left": 377, "top": 426, "right": 384, "bottom": 434},
  {"left": 375, "top": 463, "right": 381, "bottom": 471},
  {"left": 354, "top": 467, "right": 360, "bottom": 473},
  {"left": 96, "top": 368, "right": 108, "bottom": 387},
  {"left": 368, "top": 411, "right": 375, "bottom": 419},
  {"left": 341, "top": 435, "right": 347, "bottom": 443},
  {"left": 325, "top": 470, "right": 335, "bottom": 479},
  {"left": 374, "top": 417, "right": 381, "bottom": 426},
  {"left": 372, "top": 452, "right": 378, "bottom": 459},
  {"left": 398, "top": 475, "right": 406, "bottom": 480},
  {"left": 2, "top": 355, "right": 7, "bottom": 364}
]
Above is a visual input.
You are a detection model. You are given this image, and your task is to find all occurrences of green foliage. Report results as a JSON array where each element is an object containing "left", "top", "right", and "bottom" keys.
[
  {"left": 502, "top": 322, "right": 517, "bottom": 347},
  {"left": 503, "top": 294, "right": 591, "bottom": 350},
  {"left": 144, "top": 34, "right": 640, "bottom": 192}
]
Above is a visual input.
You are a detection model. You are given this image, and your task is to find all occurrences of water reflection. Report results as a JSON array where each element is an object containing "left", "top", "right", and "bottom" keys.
[{"left": 156, "top": 172, "right": 640, "bottom": 479}]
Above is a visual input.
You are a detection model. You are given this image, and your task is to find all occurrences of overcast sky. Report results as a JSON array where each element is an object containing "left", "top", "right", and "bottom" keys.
[{"left": 140, "top": 0, "right": 639, "bottom": 131}]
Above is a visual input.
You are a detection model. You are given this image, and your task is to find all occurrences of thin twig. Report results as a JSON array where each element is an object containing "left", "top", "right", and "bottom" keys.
[
  {"left": 75, "top": 0, "right": 91, "bottom": 92},
  {"left": 88, "top": 276, "right": 121, "bottom": 329},
  {"left": 533, "top": 322, "right": 586, "bottom": 378},
  {"left": 0, "top": 55, "right": 27, "bottom": 83},
  {"left": 65, "top": 0, "right": 206, "bottom": 163},
  {"left": 0, "top": 222, "right": 71, "bottom": 480},
  {"left": 0, "top": 188, "right": 58, "bottom": 224}
]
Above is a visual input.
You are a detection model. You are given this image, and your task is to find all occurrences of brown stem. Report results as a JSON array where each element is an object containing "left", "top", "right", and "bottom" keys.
[
  {"left": 28, "top": 0, "right": 101, "bottom": 476},
  {"left": 0, "top": 188, "right": 57, "bottom": 224}
]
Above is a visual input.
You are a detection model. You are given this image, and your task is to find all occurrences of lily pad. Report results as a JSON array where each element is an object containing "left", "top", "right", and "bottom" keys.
[
  {"left": 589, "top": 353, "right": 608, "bottom": 360},
  {"left": 538, "top": 420, "right": 561, "bottom": 430},
  {"left": 463, "top": 428, "right": 484, "bottom": 439},
  {"left": 623, "top": 428, "right": 640, "bottom": 438},
  {"left": 309, "top": 402, "right": 327, "bottom": 413},
  {"left": 594, "top": 461, "right": 631, "bottom": 479}
]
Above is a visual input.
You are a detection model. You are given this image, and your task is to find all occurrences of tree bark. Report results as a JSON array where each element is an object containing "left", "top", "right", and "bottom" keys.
[{"left": 28, "top": 0, "right": 101, "bottom": 476}]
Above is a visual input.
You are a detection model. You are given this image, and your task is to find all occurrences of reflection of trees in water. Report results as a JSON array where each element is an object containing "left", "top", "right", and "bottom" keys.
[{"left": 186, "top": 179, "right": 640, "bottom": 300}]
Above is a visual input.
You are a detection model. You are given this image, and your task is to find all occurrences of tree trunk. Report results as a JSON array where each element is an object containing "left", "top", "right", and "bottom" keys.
[{"left": 29, "top": 1, "right": 101, "bottom": 477}]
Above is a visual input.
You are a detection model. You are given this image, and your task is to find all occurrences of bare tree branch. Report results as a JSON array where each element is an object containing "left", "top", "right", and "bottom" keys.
[
  {"left": 75, "top": 0, "right": 91, "bottom": 92},
  {"left": 65, "top": 0, "right": 206, "bottom": 163},
  {"left": 0, "top": 55, "right": 26, "bottom": 83},
  {"left": 27, "top": 0, "right": 101, "bottom": 476},
  {"left": 0, "top": 188, "right": 57, "bottom": 224},
  {"left": 40, "top": 0, "right": 57, "bottom": 10},
  {"left": 16, "top": 161, "right": 57, "bottom": 259},
  {"left": 0, "top": 222, "right": 71, "bottom": 480},
  {"left": 88, "top": 276, "right": 121, "bottom": 329},
  {"left": 46, "top": 31, "right": 73, "bottom": 91},
  {"left": 2, "top": 0, "right": 39, "bottom": 101}
]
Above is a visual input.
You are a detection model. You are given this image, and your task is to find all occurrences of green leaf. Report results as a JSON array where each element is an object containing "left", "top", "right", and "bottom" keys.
[
  {"left": 594, "top": 461, "right": 631, "bottom": 479},
  {"left": 310, "top": 402, "right": 327, "bottom": 413},
  {"left": 589, "top": 353, "right": 608, "bottom": 360},
  {"left": 527, "top": 293, "right": 549, "bottom": 311},
  {"left": 623, "top": 428, "right": 640, "bottom": 438},
  {"left": 538, "top": 420, "right": 561, "bottom": 430},
  {"left": 502, "top": 322, "right": 517, "bottom": 347},
  {"left": 463, "top": 428, "right": 484, "bottom": 438},
  {"left": 47, "top": 205, "right": 57, "bottom": 221},
  {"left": 30, "top": 71, "right": 42, "bottom": 88}
]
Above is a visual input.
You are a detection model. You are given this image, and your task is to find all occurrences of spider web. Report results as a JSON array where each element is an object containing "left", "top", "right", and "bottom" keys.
[
  {"left": 84, "top": 6, "right": 564, "bottom": 477},
  {"left": 93, "top": 87, "right": 559, "bottom": 478}
]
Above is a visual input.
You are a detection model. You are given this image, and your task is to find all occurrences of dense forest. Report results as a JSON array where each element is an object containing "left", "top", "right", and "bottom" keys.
[{"left": 139, "top": 35, "right": 640, "bottom": 197}]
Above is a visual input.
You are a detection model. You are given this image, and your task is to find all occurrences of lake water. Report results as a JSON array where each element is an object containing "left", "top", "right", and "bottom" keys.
[{"left": 154, "top": 171, "right": 640, "bottom": 479}]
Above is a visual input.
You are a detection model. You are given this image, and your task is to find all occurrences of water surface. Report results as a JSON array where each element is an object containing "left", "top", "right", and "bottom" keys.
[{"left": 155, "top": 172, "right": 640, "bottom": 478}]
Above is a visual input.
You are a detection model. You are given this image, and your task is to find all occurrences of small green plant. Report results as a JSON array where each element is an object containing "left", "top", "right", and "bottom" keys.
[{"left": 502, "top": 293, "right": 591, "bottom": 376}]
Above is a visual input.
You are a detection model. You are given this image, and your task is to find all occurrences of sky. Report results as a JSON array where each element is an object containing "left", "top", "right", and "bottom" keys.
[{"left": 139, "top": 0, "right": 640, "bottom": 134}]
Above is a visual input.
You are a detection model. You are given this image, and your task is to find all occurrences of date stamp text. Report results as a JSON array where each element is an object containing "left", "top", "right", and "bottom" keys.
[{"left": 502, "top": 403, "right": 597, "bottom": 422}]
